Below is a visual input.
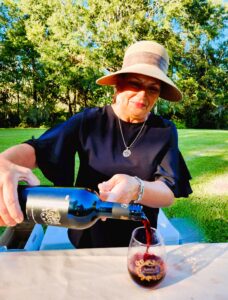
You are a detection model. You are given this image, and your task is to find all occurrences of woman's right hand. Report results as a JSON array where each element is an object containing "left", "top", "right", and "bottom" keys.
[{"left": 0, "top": 156, "right": 40, "bottom": 227}]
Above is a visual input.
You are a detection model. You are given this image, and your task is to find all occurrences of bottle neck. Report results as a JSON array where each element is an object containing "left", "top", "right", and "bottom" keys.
[{"left": 98, "top": 201, "right": 145, "bottom": 221}]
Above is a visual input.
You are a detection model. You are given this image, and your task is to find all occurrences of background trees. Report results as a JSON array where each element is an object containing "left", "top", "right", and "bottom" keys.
[{"left": 0, "top": 0, "right": 227, "bottom": 128}]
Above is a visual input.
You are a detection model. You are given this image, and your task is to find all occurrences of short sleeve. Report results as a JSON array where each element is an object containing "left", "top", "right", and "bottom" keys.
[
  {"left": 154, "top": 122, "right": 192, "bottom": 198},
  {"left": 24, "top": 113, "right": 83, "bottom": 186}
]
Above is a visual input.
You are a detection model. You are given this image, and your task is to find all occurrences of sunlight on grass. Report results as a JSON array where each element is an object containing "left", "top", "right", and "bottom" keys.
[
  {"left": 164, "top": 129, "right": 228, "bottom": 242},
  {"left": 202, "top": 174, "right": 228, "bottom": 196},
  {"left": 188, "top": 148, "right": 227, "bottom": 159}
]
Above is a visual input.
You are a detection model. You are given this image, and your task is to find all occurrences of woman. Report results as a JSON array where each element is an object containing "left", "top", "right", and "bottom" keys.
[{"left": 0, "top": 41, "right": 192, "bottom": 247}]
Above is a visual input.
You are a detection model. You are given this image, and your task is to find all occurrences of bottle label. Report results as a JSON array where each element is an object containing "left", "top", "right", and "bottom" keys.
[
  {"left": 40, "top": 208, "right": 61, "bottom": 225},
  {"left": 26, "top": 194, "right": 70, "bottom": 226}
]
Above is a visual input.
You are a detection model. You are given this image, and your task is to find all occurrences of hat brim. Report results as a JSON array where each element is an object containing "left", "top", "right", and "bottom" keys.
[{"left": 96, "top": 64, "right": 182, "bottom": 102}]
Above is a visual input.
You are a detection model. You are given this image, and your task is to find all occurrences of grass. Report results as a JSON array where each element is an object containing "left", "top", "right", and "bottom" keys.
[
  {"left": 0, "top": 128, "right": 227, "bottom": 242},
  {"left": 164, "top": 129, "right": 228, "bottom": 243},
  {"left": 0, "top": 128, "right": 51, "bottom": 185}
]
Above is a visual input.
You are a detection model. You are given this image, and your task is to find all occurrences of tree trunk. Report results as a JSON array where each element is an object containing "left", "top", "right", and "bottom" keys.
[
  {"left": 67, "top": 88, "right": 73, "bottom": 116},
  {"left": 17, "top": 90, "right": 20, "bottom": 119}
]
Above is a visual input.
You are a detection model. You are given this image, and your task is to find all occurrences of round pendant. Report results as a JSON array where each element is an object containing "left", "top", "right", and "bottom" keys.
[{"left": 123, "top": 149, "right": 131, "bottom": 157}]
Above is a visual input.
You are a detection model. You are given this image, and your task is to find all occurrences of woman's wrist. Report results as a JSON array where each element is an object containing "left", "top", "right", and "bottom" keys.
[{"left": 133, "top": 176, "right": 145, "bottom": 203}]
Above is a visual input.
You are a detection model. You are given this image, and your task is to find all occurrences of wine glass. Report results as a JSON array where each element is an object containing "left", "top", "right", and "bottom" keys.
[{"left": 127, "top": 226, "right": 167, "bottom": 288}]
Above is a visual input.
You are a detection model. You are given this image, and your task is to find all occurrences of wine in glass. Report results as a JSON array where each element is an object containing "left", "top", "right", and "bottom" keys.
[{"left": 127, "top": 225, "right": 167, "bottom": 288}]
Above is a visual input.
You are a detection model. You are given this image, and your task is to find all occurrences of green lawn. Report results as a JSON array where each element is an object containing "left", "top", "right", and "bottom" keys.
[
  {"left": 164, "top": 129, "right": 228, "bottom": 243},
  {"left": 0, "top": 128, "right": 227, "bottom": 242},
  {"left": 0, "top": 128, "right": 51, "bottom": 185}
]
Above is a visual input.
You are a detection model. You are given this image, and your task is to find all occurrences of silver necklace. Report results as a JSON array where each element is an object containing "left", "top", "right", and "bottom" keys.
[{"left": 118, "top": 118, "right": 146, "bottom": 157}]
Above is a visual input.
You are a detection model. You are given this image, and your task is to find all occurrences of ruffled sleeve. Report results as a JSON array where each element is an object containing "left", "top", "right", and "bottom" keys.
[
  {"left": 153, "top": 121, "right": 192, "bottom": 198},
  {"left": 24, "top": 113, "right": 83, "bottom": 186}
]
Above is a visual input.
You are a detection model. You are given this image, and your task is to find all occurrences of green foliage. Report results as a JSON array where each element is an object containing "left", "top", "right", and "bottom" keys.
[{"left": 0, "top": 0, "right": 227, "bottom": 128}]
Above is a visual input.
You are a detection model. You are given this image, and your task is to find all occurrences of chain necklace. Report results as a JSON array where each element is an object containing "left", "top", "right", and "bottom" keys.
[{"left": 118, "top": 118, "right": 146, "bottom": 157}]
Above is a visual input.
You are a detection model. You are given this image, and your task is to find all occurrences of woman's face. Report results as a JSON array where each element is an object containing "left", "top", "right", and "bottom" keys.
[{"left": 115, "top": 73, "right": 161, "bottom": 122}]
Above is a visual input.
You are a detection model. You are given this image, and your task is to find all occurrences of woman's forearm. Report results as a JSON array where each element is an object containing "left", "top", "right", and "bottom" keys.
[
  {"left": 98, "top": 174, "right": 174, "bottom": 208},
  {"left": 0, "top": 144, "right": 37, "bottom": 169},
  {"left": 141, "top": 180, "right": 174, "bottom": 208}
]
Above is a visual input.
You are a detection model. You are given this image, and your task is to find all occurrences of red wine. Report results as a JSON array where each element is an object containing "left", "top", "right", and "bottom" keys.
[
  {"left": 128, "top": 252, "right": 166, "bottom": 288},
  {"left": 128, "top": 217, "right": 166, "bottom": 288},
  {"left": 142, "top": 218, "right": 152, "bottom": 250}
]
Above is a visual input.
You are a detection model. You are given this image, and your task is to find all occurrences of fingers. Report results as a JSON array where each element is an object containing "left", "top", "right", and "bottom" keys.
[
  {"left": 2, "top": 179, "right": 23, "bottom": 224},
  {"left": 98, "top": 181, "right": 114, "bottom": 201},
  {"left": 98, "top": 176, "right": 122, "bottom": 202},
  {"left": 16, "top": 165, "right": 40, "bottom": 186},
  {"left": 98, "top": 174, "right": 139, "bottom": 204},
  {"left": 0, "top": 205, "right": 17, "bottom": 226},
  {"left": 98, "top": 174, "right": 121, "bottom": 194},
  {"left": 0, "top": 186, "right": 17, "bottom": 226},
  {"left": 98, "top": 180, "right": 114, "bottom": 194},
  {"left": 0, "top": 164, "right": 40, "bottom": 226},
  {"left": 105, "top": 183, "right": 128, "bottom": 203},
  {"left": 99, "top": 190, "right": 120, "bottom": 203}
]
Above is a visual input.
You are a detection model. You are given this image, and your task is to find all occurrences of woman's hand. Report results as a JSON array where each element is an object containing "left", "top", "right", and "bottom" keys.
[
  {"left": 98, "top": 174, "right": 175, "bottom": 209},
  {"left": 0, "top": 156, "right": 40, "bottom": 227},
  {"left": 98, "top": 174, "right": 139, "bottom": 204}
]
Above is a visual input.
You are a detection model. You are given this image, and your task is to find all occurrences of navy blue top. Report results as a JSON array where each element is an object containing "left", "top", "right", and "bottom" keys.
[{"left": 25, "top": 105, "right": 192, "bottom": 248}]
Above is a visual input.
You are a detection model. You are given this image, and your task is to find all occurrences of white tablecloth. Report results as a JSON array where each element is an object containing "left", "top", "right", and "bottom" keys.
[{"left": 0, "top": 243, "right": 227, "bottom": 300}]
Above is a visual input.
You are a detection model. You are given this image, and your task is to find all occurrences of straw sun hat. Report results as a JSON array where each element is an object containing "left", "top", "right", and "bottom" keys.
[{"left": 96, "top": 41, "right": 182, "bottom": 101}]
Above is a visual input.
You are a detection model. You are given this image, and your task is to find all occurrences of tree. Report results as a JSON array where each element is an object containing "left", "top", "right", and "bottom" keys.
[
  {"left": 0, "top": 0, "right": 227, "bottom": 128},
  {"left": 84, "top": 0, "right": 227, "bottom": 128},
  {"left": 0, "top": 0, "right": 58, "bottom": 126},
  {"left": 17, "top": 0, "right": 108, "bottom": 114}
]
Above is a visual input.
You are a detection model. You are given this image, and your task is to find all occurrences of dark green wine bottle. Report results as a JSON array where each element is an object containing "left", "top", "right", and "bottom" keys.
[{"left": 18, "top": 186, "right": 145, "bottom": 229}]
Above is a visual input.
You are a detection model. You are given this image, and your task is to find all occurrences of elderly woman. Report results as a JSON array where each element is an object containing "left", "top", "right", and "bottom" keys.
[{"left": 0, "top": 41, "right": 192, "bottom": 248}]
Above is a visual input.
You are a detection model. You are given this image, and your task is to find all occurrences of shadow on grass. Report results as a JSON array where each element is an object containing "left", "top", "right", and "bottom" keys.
[
  {"left": 164, "top": 195, "right": 228, "bottom": 243},
  {"left": 187, "top": 154, "right": 228, "bottom": 179},
  {"left": 203, "top": 219, "right": 228, "bottom": 243}
]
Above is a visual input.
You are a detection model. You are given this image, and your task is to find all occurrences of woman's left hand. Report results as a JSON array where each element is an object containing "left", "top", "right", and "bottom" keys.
[{"left": 98, "top": 174, "right": 139, "bottom": 204}]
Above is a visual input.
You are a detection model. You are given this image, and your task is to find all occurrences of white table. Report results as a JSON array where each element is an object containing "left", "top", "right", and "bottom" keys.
[{"left": 0, "top": 243, "right": 227, "bottom": 300}]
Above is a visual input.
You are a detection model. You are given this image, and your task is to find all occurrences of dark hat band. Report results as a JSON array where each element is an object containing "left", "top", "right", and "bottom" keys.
[{"left": 122, "top": 52, "right": 168, "bottom": 74}]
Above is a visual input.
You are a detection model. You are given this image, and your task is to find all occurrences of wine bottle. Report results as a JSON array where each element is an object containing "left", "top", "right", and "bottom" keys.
[{"left": 18, "top": 186, "right": 145, "bottom": 229}]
